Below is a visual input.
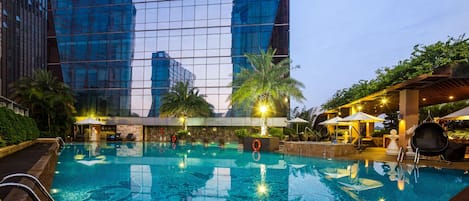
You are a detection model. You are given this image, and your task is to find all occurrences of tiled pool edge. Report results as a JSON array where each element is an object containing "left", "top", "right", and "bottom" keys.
[{"left": 3, "top": 139, "right": 59, "bottom": 201}]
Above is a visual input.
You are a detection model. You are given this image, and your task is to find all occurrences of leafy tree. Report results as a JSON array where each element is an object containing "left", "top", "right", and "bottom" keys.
[
  {"left": 419, "top": 100, "right": 469, "bottom": 121},
  {"left": 160, "top": 81, "right": 214, "bottom": 130},
  {"left": 322, "top": 35, "right": 469, "bottom": 110},
  {"left": 12, "top": 69, "right": 76, "bottom": 137},
  {"left": 230, "top": 48, "right": 305, "bottom": 135},
  {"left": 383, "top": 111, "right": 399, "bottom": 132}
]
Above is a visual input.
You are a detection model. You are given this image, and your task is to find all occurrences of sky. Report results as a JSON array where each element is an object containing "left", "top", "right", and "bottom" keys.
[{"left": 290, "top": 0, "right": 469, "bottom": 110}]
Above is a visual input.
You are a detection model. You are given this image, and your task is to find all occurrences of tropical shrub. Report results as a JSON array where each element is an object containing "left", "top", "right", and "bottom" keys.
[
  {"left": 234, "top": 129, "right": 249, "bottom": 138},
  {"left": 176, "top": 129, "right": 189, "bottom": 138},
  {"left": 268, "top": 127, "right": 284, "bottom": 139},
  {"left": 0, "top": 107, "right": 39, "bottom": 146}
]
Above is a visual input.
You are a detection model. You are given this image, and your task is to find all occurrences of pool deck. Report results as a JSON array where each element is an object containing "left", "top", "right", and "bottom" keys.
[{"left": 0, "top": 140, "right": 468, "bottom": 200}]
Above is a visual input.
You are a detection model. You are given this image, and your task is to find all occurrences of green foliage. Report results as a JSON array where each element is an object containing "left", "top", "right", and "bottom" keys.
[
  {"left": 230, "top": 47, "right": 305, "bottom": 117},
  {"left": 322, "top": 36, "right": 469, "bottom": 109},
  {"left": 419, "top": 100, "right": 469, "bottom": 121},
  {"left": 268, "top": 127, "right": 284, "bottom": 139},
  {"left": 0, "top": 136, "right": 6, "bottom": 147},
  {"left": 176, "top": 129, "right": 189, "bottom": 138},
  {"left": 283, "top": 127, "right": 295, "bottom": 136},
  {"left": 0, "top": 107, "right": 39, "bottom": 146},
  {"left": 12, "top": 69, "right": 76, "bottom": 137},
  {"left": 234, "top": 129, "right": 249, "bottom": 138},
  {"left": 383, "top": 111, "right": 399, "bottom": 132}
]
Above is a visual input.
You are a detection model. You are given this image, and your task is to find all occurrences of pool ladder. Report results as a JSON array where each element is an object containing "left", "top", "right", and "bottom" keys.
[{"left": 0, "top": 173, "right": 55, "bottom": 201}]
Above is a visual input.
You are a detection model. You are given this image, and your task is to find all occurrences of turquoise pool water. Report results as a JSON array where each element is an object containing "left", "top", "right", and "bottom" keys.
[{"left": 51, "top": 142, "right": 468, "bottom": 201}]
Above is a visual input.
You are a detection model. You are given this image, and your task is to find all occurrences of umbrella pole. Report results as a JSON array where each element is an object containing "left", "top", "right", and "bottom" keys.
[{"left": 335, "top": 125, "right": 338, "bottom": 143}]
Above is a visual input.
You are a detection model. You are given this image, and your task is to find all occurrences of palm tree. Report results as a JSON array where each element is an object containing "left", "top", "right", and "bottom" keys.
[
  {"left": 12, "top": 69, "right": 76, "bottom": 136},
  {"left": 160, "top": 81, "right": 214, "bottom": 130},
  {"left": 230, "top": 48, "right": 305, "bottom": 135}
]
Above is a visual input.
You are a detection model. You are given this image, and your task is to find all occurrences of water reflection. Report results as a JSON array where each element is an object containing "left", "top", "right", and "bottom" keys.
[{"left": 56, "top": 143, "right": 469, "bottom": 201}]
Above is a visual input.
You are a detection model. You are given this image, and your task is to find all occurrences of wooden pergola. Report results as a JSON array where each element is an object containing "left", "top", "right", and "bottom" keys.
[{"left": 326, "top": 63, "right": 469, "bottom": 146}]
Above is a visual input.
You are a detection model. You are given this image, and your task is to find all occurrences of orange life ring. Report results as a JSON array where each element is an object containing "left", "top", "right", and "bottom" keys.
[
  {"left": 252, "top": 139, "right": 262, "bottom": 151},
  {"left": 252, "top": 151, "right": 261, "bottom": 161}
]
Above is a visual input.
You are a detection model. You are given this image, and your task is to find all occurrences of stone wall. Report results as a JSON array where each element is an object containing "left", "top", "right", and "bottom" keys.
[
  {"left": 117, "top": 125, "right": 143, "bottom": 141},
  {"left": 284, "top": 142, "right": 358, "bottom": 158}
]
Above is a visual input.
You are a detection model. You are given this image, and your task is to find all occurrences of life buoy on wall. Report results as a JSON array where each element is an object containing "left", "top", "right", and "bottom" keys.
[{"left": 252, "top": 139, "right": 262, "bottom": 151}]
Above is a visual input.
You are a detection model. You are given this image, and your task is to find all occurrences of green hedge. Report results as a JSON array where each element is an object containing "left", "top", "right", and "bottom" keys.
[{"left": 0, "top": 107, "right": 39, "bottom": 147}]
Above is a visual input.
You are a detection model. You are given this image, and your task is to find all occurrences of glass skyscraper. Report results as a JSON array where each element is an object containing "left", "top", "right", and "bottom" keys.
[
  {"left": 148, "top": 51, "right": 195, "bottom": 117},
  {"left": 0, "top": 0, "right": 48, "bottom": 98},
  {"left": 48, "top": 0, "right": 289, "bottom": 118}
]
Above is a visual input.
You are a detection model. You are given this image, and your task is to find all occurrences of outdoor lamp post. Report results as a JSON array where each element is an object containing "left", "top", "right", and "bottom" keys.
[{"left": 259, "top": 104, "right": 268, "bottom": 136}]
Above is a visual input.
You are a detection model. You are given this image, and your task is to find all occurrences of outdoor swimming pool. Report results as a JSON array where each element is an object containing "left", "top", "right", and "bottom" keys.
[{"left": 51, "top": 142, "right": 468, "bottom": 201}]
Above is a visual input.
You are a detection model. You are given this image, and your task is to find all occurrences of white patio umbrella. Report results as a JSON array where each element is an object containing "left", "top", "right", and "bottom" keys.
[
  {"left": 75, "top": 118, "right": 104, "bottom": 141},
  {"left": 441, "top": 106, "right": 469, "bottom": 120},
  {"left": 319, "top": 117, "right": 351, "bottom": 142},
  {"left": 287, "top": 117, "right": 309, "bottom": 134},
  {"left": 339, "top": 112, "right": 384, "bottom": 146}
]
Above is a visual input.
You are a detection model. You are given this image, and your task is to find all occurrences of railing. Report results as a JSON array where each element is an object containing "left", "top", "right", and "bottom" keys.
[
  {"left": 0, "top": 95, "right": 29, "bottom": 116},
  {"left": 0, "top": 173, "right": 55, "bottom": 201},
  {"left": 0, "top": 183, "right": 41, "bottom": 201}
]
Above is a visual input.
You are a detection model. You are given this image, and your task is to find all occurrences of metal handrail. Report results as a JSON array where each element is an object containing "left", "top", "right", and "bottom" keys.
[
  {"left": 0, "top": 182, "right": 41, "bottom": 201},
  {"left": 56, "top": 137, "right": 65, "bottom": 148},
  {"left": 1, "top": 173, "right": 55, "bottom": 201}
]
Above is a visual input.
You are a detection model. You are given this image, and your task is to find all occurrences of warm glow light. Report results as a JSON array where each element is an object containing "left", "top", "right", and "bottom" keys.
[
  {"left": 259, "top": 105, "right": 268, "bottom": 114},
  {"left": 381, "top": 98, "right": 388, "bottom": 104},
  {"left": 179, "top": 117, "right": 185, "bottom": 122},
  {"left": 449, "top": 96, "right": 454, "bottom": 100},
  {"left": 378, "top": 198, "right": 385, "bottom": 201},
  {"left": 422, "top": 98, "right": 427, "bottom": 101},
  {"left": 257, "top": 183, "right": 268, "bottom": 194},
  {"left": 284, "top": 97, "right": 289, "bottom": 103},
  {"left": 51, "top": 189, "right": 59, "bottom": 194},
  {"left": 365, "top": 160, "right": 369, "bottom": 168},
  {"left": 397, "top": 179, "right": 405, "bottom": 191},
  {"left": 357, "top": 105, "right": 363, "bottom": 111}
]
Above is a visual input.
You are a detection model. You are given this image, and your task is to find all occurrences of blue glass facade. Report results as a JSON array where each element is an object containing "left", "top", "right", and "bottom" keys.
[
  {"left": 48, "top": 0, "right": 289, "bottom": 117},
  {"left": 49, "top": 0, "right": 135, "bottom": 116},
  {"left": 148, "top": 51, "right": 194, "bottom": 117}
]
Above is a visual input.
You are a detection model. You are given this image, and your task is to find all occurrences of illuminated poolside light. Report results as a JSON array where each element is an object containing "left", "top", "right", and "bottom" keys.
[
  {"left": 257, "top": 183, "right": 268, "bottom": 194},
  {"left": 50, "top": 189, "right": 59, "bottom": 194},
  {"left": 378, "top": 198, "right": 385, "bottom": 201},
  {"left": 178, "top": 161, "right": 186, "bottom": 168},
  {"left": 55, "top": 171, "right": 60, "bottom": 174}
]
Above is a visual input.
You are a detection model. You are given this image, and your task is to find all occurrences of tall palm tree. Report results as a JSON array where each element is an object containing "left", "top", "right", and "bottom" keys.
[
  {"left": 160, "top": 81, "right": 214, "bottom": 130},
  {"left": 12, "top": 69, "right": 76, "bottom": 136},
  {"left": 230, "top": 48, "right": 305, "bottom": 135}
]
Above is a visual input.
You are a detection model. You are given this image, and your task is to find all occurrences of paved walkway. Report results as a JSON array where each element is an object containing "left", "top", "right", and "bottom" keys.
[{"left": 0, "top": 143, "right": 53, "bottom": 199}]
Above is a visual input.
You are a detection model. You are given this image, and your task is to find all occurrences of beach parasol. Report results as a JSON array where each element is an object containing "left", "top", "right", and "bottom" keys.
[
  {"left": 440, "top": 106, "right": 469, "bottom": 120},
  {"left": 319, "top": 117, "right": 351, "bottom": 142},
  {"left": 287, "top": 117, "right": 309, "bottom": 134},
  {"left": 339, "top": 112, "right": 384, "bottom": 147}
]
